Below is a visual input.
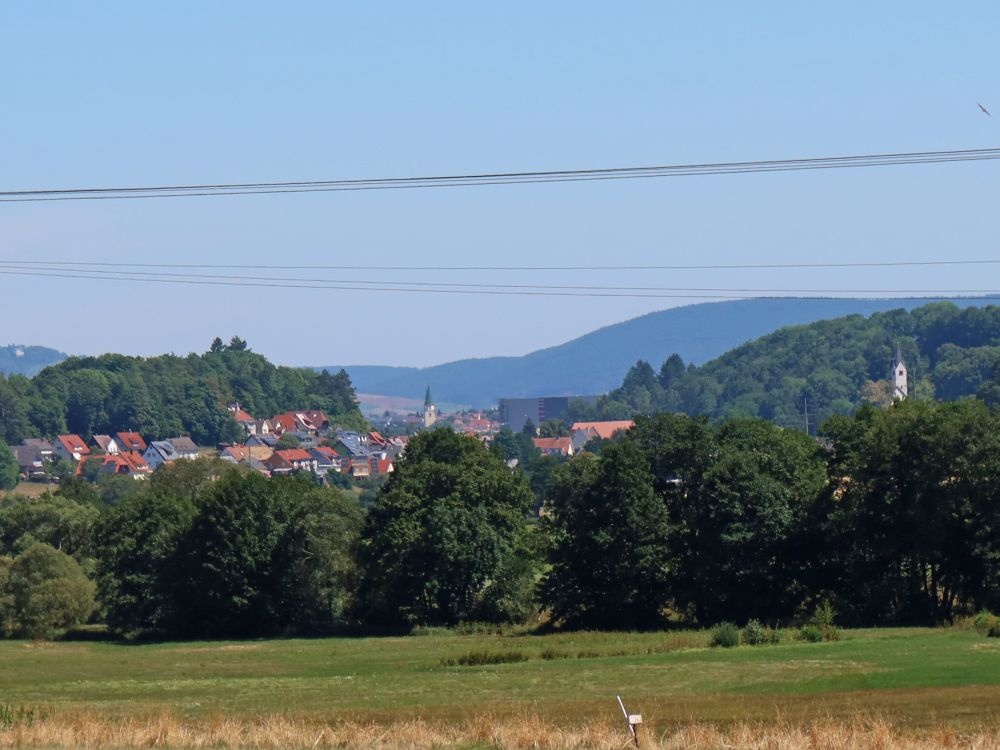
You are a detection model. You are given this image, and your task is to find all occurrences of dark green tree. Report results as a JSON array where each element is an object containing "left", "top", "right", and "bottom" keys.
[
  {"left": 170, "top": 470, "right": 291, "bottom": 637},
  {"left": 0, "top": 439, "right": 19, "bottom": 490},
  {"left": 537, "top": 419, "right": 570, "bottom": 438},
  {"left": 94, "top": 488, "right": 197, "bottom": 636},
  {"left": 0, "top": 494, "right": 100, "bottom": 563},
  {"left": 541, "top": 440, "right": 671, "bottom": 629},
  {"left": 275, "top": 434, "right": 302, "bottom": 450},
  {"left": 359, "top": 430, "right": 535, "bottom": 626},
  {"left": 269, "top": 484, "right": 363, "bottom": 633}
]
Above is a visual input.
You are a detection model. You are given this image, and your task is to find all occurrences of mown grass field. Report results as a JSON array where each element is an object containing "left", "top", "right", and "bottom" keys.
[{"left": 1, "top": 627, "right": 999, "bottom": 733}]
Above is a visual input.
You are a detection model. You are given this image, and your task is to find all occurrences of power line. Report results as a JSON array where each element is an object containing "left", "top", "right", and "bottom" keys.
[
  {"left": 7, "top": 258, "right": 1000, "bottom": 272},
  {"left": 3, "top": 147, "right": 999, "bottom": 202},
  {"left": 0, "top": 261, "right": 998, "bottom": 295},
  {"left": 1, "top": 266, "right": 998, "bottom": 301}
]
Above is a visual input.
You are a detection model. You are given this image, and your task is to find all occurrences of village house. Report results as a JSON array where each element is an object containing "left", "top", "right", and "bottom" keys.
[
  {"left": 23, "top": 438, "right": 55, "bottom": 461},
  {"left": 92, "top": 434, "right": 119, "bottom": 454},
  {"left": 143, "top": 437, "right": 199, "bottom": 469},
  {"left": 227, "top": 404, "right": 257, "bottom": 434},
  {"left": 309, "top": 446, "right": 339, "bottom": 476},
  {"left": 260, "top": 451, "right": 294, "bottom": 476},
  {"left": 115, "top": 432, "right": 148, "bottom": 454},
  {"left": 569, "top": 420, "right": 635, "bottom": 452},
  {"left": 533, "top": 436, "right": 574, "bottom": 457},
  {"left": 271, "top": 411, "right": 330, "bottom": 437},
  {"left": 11, "top": 444, "right": 48, "bottom": 481},
  {"left": 245, "top": 433, "right": 278, "bottom": 448},
  {"left": 54, "top": 434, "right": 90, "bottom": 463},
  {"left": 78, "top": 451, "right": 152, "bottom": 480},
  {"left": 275, "top": 448, "right": 317, "bottom": 473}
]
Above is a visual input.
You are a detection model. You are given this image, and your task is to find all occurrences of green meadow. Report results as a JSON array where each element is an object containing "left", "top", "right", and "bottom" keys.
[{"left": 0, "top": 628, "right": 998, "bottom": 729}]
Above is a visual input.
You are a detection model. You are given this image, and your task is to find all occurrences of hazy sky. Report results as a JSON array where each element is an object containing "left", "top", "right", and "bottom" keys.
[{"left": 3, "top": 2, "right": 1000, "bottom": 367}]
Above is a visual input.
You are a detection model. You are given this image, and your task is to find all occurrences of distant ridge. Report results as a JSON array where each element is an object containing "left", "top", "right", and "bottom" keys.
[
  {"left": 320, "top": 298, "right": 991, "bottom": 407},
  {"left": 0, "top": 345, "right": 67, "bottom": 377}
]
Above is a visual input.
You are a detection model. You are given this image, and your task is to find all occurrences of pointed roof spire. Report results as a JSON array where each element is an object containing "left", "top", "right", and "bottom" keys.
[
  {"left": 894, "top": 342, "right": 905, "bottom": 367},
  {"left": 424, "top": 386, "right": 433, "bottom": 406}
]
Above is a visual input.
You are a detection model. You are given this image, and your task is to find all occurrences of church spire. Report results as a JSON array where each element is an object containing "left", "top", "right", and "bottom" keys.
[
  {"left": 422, "top": 386, "right": 437, "bottom": 428},
  {"left": 892, "top": 343, "right": 908, "bottom": 400}
]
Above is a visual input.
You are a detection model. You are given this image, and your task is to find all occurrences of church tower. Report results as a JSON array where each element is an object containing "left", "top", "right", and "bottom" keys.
[
  {"left": 892, "top": 346, "right": 908, "bottom": 401},
  {"left": 422, "top": 386, "right": 437, "bottom": 428}
]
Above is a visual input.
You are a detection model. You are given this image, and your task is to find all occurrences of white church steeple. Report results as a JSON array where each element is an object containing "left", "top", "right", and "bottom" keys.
[{"left": 892, "top": 345, "right": 908, "bottom": 400}]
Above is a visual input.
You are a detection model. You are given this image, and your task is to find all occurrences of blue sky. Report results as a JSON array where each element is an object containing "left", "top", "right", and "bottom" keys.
[{"left": 2, "top": 2, "right": 999, "bottom": 367}]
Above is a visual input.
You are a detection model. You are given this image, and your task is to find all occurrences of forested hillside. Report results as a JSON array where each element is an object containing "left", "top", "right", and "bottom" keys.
[
  {"left": 0, "top": 337, "right": 365, "bottom": 445},
  {"left": 327, "top": 297, "right": 987, "bottom": 405},
  {"left": 573, "top": 302, "right": 1000, "bottom": 430}
]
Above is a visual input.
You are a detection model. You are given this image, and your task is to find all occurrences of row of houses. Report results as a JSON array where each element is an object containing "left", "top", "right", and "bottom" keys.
[
  {"left": 221, "top": 429, "right": 404, "bottom": 480},
  {"left": 10, "top": 431, "right": 201, "bottom": 482},
  {"left": 531, "top": 420, "right": 635, "bottom": 457}
]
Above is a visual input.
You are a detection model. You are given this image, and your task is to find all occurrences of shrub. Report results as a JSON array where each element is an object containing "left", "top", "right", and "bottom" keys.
[
  {"left": 742, "top": 619, "right": 766, "bottom": 645},
  {"left": 441, "top": 650, "right": 529, "bottom": 667},
  {"left": 764, "top": 626, "right": 784, "bottom": 644},
  {"left": 799, "top": 625, "right": 824, "bottom": 643},
  {"left": 988, "top": 625, "right": 1000, "bottom": 638},
  {"left": 972, "top": 610, "right": 1000, "bottom": 636},
  {"left": 539, "top": 647, "right": 569, "bottom": 660},
  {"left": 710, "top": 621, "right": 740, "bottom": 648},
  {"left": 808, "top": 599, "right": 840, "bottom": 641},
  {"left": 1, "top": 543, "right": 95, "bottom": 640}
]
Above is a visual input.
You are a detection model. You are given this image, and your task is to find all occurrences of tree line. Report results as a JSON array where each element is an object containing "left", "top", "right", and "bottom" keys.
[
  {"left": 0, "top": 337, "right": 365, "bottom": 447},
  {"left": 568, "top": 303, "right": 1000, "bottom": 432},
  {"left": 2, "top": 399, "right": 999, "bottom": 638}
]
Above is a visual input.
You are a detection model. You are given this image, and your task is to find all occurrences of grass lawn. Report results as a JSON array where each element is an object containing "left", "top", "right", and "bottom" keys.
[
  {"left": 0, "top": 628, "right": 998, "bottom": 731},
  {"left": 0, "top": 481, "right": 54, "bottom": 499}
]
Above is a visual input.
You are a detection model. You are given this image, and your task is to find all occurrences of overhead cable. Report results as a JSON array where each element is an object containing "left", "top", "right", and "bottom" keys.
[{"left": 2, "top": 147, "right": 999, "bottom": 202}]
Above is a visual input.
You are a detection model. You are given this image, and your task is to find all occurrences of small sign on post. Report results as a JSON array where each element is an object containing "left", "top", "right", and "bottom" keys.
[{"left": 616, "top": 695, "right": 642, "bottom": 748}]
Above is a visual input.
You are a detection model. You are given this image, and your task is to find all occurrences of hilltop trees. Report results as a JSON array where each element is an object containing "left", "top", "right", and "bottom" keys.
[
  {"left": 575, "top": 303, "right": 1000, "bottom": 430},
  {"left": 359, "top": 430, "right": 536, "bottom": 626},
  {"left": 4, "top": 340, "right": 366, "bottom": 445}
]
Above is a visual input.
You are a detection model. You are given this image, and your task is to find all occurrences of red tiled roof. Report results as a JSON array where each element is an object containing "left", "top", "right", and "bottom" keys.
[
  {"left": 272, "top": 413, "right": 297, "bottom": 433},
  {"left": 533, "top": 437, "right": 573, "bottom": 454},
  {"left": 232, "top": 409, "right": 255, "bottom": 423},
  {"left": 377, "top": 458, "right": 394, "bottom": 474},
  {"left": 570, "top": 421, "right": 635, "bottom": 440},
  {"left": 116, "top": 432, "right": 147, "bottom": 452},
  {"left": 276, "top": 448, "right": 313, "bottom": 462},
  {"left": 223, "top": 446, "right": 247, "bottom": 462},
  {"left": 57, "top": 434, "right": 90, "bottom": 455},
  {"left": 119, "top": 451, "right": 151, "bottom": 473},
  {"left": 313, "top": 446, "right": 339, "bottom": 458}
]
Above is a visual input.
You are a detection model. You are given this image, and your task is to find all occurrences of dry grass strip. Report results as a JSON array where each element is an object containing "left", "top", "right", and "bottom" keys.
[{"left": 1, "top": 713, "right": 999, "bottom": 749}]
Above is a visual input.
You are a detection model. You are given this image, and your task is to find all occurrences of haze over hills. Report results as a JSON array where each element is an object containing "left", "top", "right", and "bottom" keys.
[
  {"left": 0, "top": 345, "right": 67, "bottom": 377},
  {"left": 322, "top": 298, "right": 991, "bottom": 407}
]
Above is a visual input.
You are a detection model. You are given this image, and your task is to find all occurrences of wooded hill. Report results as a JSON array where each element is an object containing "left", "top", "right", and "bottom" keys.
[
  {"left": 573, "top": 302, "right": 1000, "bottom": 431},
  {"left": 0, "top": 338, "right": 366, "bottom": 446},
  {"left": 326, "top": 298, "right": 988, "bottom": 406}
]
